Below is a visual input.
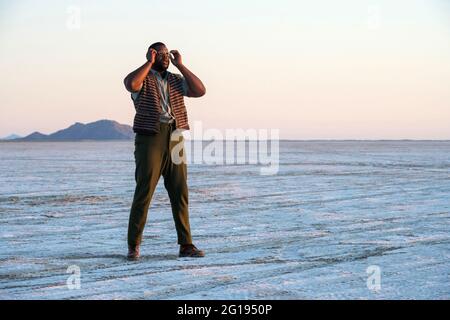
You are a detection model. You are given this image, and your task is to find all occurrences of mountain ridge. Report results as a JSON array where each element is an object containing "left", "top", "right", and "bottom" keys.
[{"left": 6, "top": 120, "right": 134, "bottom": 141}]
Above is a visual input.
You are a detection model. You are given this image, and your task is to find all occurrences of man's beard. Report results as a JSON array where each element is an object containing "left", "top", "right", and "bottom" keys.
[{"left": 153, "top": 62, "right": 169, "bottom": 72}]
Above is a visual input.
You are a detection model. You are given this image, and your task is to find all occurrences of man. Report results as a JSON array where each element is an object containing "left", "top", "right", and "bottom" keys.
[{"left": 124, "top": 42, "right": 206, "bottom": 260}]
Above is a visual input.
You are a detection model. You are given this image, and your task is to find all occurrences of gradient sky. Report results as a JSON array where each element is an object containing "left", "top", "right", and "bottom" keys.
[{"left": 1, "top": 0, "right": 449, "bottom": 139}]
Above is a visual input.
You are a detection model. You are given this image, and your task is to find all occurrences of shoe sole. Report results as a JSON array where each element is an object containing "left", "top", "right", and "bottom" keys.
[{"left": 179, "top": 253, "right": 205, "bottom": 258}]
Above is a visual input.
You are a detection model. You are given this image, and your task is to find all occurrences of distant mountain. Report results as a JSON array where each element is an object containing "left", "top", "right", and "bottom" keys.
[
  {"left": 1, "top": 134, "right": 22, "bottom": 140},
  {"left": 13, "top": 120, "right": 134, "bottom": 141},
  {"left": 22, "top": 132, "right": 48, "bottom": 141}
]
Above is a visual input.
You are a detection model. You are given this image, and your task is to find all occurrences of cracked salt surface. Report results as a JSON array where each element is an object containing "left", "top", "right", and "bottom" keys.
[{"left": 0, "top": 140, "right": 449, "bottom": 299}]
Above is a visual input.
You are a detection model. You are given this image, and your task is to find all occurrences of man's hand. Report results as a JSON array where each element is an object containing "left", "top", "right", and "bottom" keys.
[
  {"left": 124, "top": 49, "right": 155, "bottom": 93},
  {"left": 172, "top": 50, "right": 206, "bottom": 97},
  {"left": 146, "top": 48, "right": 157, "bottom": 64},
  {"left": 170, "top": 50, "right": 183, "bottom": 67}
]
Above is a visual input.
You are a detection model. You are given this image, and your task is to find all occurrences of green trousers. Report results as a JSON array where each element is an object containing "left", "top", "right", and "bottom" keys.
[{"left": 128, "top": 122, "right": 192, "bottom": 246}]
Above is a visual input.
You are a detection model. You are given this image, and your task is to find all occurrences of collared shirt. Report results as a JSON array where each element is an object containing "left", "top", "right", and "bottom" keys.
[{"left": 131, "top": 70, "right": 189, "bottom": 123}]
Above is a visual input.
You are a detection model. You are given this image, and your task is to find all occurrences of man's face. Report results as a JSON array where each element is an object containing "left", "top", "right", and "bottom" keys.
[{"left": 153, "top": 45, "right": 170, "bottom": 70}]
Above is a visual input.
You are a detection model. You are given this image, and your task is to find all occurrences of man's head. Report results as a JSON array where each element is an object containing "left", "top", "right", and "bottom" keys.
[{"left": 147, "top": 42, "right": 170, "bottom": 72}]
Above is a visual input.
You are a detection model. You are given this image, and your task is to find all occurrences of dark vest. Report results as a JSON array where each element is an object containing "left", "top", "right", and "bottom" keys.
[{"left": 132, "top": 72, "right": 190, "bottom": 134}]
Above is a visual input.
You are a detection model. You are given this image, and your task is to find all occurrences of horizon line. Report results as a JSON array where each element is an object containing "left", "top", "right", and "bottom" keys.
[{"left": 2, "top": 138, "right": 450, "bottom": 142}]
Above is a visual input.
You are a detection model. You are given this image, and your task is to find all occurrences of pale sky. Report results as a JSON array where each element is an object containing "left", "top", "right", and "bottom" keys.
[{"left": 1, "top": 0, "right": 449, "bottom": 139}]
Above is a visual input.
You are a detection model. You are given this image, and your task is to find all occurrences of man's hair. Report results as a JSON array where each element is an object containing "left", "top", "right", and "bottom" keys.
[{"left": 149, "top": 42, "right": 166, "bottom": 51}]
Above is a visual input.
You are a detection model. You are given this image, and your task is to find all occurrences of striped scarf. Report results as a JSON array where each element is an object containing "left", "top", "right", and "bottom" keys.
[{"left": 132, "top": 72, "right": 189, "bottom": 134}]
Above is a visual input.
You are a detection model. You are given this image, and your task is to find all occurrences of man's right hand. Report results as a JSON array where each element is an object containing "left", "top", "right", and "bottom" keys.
[
  {"left": 146, "top": 48, "right": 157, "bottom": 64},
  {"left": 124, "top": 48, "right": 156, "bottom": 93}
]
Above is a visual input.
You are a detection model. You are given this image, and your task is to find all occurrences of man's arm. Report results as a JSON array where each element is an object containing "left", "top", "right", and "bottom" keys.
[
  {"left": 170, "top": 50, "right": 206, "bottom": 98},
  {"left": 123, "top": 48, "right": 156, "bottom": 93}
]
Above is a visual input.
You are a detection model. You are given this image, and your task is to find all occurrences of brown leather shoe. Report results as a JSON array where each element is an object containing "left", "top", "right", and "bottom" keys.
[
  {"left": 127, "top": 245, "right": 140, "bottom": 261},
  {"left": 179, "top": 244, "right": 205, "bottom": 258}
]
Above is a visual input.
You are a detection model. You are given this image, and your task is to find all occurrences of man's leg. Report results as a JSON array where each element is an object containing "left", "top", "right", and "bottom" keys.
[
  {"left": 163, "top": 130, "right": 193, "bottom": 245},
  {"left": 128, "top": 133, "right": 165, "bottom": 247}
]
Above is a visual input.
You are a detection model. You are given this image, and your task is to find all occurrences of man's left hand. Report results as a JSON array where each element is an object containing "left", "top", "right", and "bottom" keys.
[{"left": 170, "top": 50, "right": 183, "bottom": 67}]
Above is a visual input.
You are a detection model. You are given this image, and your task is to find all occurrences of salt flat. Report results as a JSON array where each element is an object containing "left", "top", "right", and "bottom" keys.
[{"left": 0, "top": 140, "right": 449, "bottom": 299}]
